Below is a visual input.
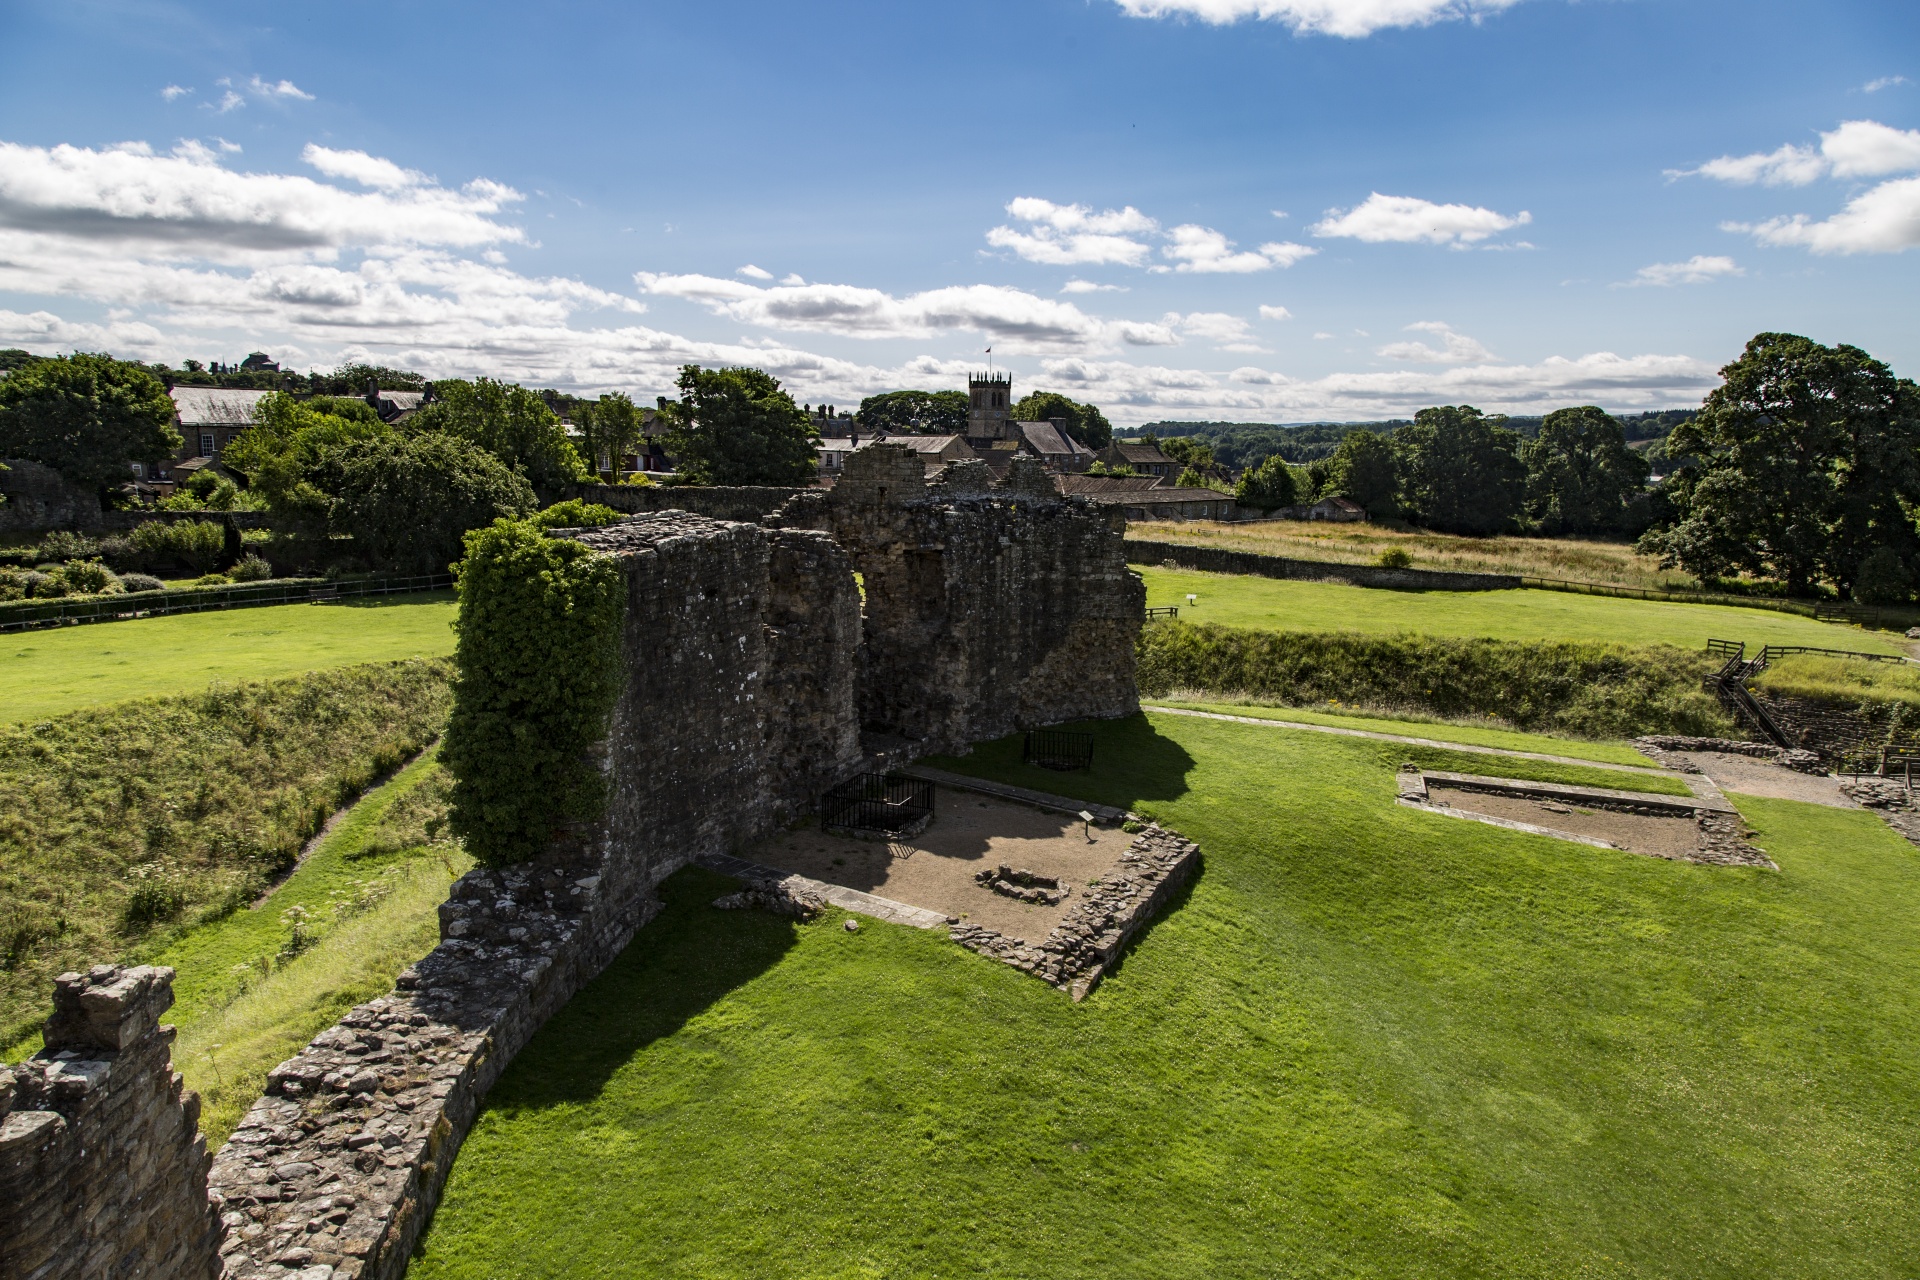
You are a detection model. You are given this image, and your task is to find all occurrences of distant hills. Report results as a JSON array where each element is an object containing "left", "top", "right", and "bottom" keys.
[{"left": 1132, "top": 409, "right": 1694, "bottom": 467}]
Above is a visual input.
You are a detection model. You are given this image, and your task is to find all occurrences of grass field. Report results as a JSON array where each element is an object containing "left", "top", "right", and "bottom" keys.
[
  {"left": 0, "top": 590, "right": 458, "bottom": 723},
  {"left": 1131, "top": 518, "right": 1700, "bottom": 590},
  {"left": 412, "top": 711, "right": 1920, "bottom": 1278},
  {"left": 1137, "top": 566, "right": 1907, "bottom": 655},
  {"left": 1145, "top": 697, "right": 1660, "bottom": 766}
]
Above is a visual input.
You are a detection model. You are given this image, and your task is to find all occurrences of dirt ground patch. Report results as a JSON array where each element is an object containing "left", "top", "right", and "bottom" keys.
[
  {"left": 743, "top": 789, "right": 1134, "bottom": 940},
  {"left": 1674, "top": 751, "right": 1860, "bottom": 807},
  {"left": 1426, "top": 784, "right": 1709, "bottom": 860}
]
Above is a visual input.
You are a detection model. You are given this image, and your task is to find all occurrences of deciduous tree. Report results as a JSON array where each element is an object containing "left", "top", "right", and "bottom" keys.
[
  {"left": 1011, "top": 391, "right": 1113, "bottom": 449},
  {"left": 1393, "top": 406, "right": 1526, "bottom": 535},
  {"left": 332, "top": 433, "right": 536, "bottom": 574},
  {"left": 855, "top": 390, "right": 969, "bottom": 435},
  {"left": 0, "top": 353, "right": 181, "bottom": 491},
  {"left": 663, "top": 365, "right": 818, "bottom": 486},
  {"left": 411, "top": 377, "right": 588, "bottom": 494},
  {"left": 1234, "top": 455, "right": 1298, "bottom": 510},
  {"left": 1522, "top": 406, "right": 1651, "bottom": 534}
]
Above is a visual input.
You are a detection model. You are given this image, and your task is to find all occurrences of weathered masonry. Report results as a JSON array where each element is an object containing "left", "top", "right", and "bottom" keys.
[{"left": 1, "top": 445, "right": 1144, "bottom": 1280}]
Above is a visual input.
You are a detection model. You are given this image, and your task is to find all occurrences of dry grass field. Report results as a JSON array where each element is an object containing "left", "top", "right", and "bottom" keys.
[{"left": 1129, "top": 519, "right": 1699, "bottom": 591}]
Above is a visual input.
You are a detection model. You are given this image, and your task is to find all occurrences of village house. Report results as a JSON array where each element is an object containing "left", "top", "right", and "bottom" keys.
[
  {"left": 1094, "top": 441, "right": 1180, "bottom": 481},
  {"left": 159, "top": 386, "right": 270, "bottom": 481}
]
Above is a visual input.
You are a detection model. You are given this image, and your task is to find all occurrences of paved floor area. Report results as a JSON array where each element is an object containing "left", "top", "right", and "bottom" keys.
[
  {"left": 1426, "top": 785, "right": 1706, "bottom": 859},
  {"left": 742, "top": 789, "right": 1133, "bottom": 941},
  {"left": 1676, "top": 751, "right": 1861, "bottom": 808}
]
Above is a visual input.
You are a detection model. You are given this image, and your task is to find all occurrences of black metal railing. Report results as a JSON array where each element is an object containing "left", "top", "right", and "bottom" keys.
[
  {"left": 1023, "top": 729, "right": 1094, "bottom": 772},
  {"left": 819, "top": 773, "right": 935, "bottom": 836},
  {"left": 0, "top": 573, "right": 454, "bottom": 633}
]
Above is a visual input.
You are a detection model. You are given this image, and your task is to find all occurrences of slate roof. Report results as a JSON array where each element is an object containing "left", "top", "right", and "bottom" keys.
[
  {"left": 1016, "top": 421, "right": 1094, "bottom": 459},
  {"left": 169, "top": 387, "right": 270, "bottom": 426}
]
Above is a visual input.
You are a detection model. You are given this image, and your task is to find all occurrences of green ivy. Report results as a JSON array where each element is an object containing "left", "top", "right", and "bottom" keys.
[{"left": 442, "top": 519, "right": 628, "bottom": 866}]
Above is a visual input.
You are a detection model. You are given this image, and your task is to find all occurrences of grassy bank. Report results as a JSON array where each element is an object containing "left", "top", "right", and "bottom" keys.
[
  {"left": 1144, "top": 695, "right": 1659, "bottom": 767},
  {"left": 159, "top": 750, "right": 470, "bottom": 1143},
  {"left": 1137, "top": 618, "right": 1732, "bottom": 739},
  {"left": 1134, "top": 566, "right": 1907, "bottom": 654},
  {"left": 414, "top": 711, "right": 1920, "bottom": 1279},
  {"left": 0, "top": 590, "right": 457, "bottom": 723},
  {"left": 1754, "top": 653, "right": 1920, "bottom": 709},
  {"left": 0, "top": 659, "right": 454, "bottom": 1049}
]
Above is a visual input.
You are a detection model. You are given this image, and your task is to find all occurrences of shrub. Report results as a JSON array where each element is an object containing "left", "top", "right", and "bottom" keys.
[
  {"left": 529, "top": 498, "right": 623, "bottom": 529},
  {"left": 442, "top": 519, "right": 628, "bottom": 866},
  {"left": 121, "top": 871, "right": 186, "bottom": 933},
  {"left": 193, "top": 573, "right": 231, "bottom": 586},
  {"left": 36, "top": 530, "right": 99, "bottom": 562},
  {"left": 1234, "top": 456, "right": 1298, "bottom": 511},
  {"left": 1852, "top": 547, "right": 1912, "bottom": 606},
  {"left": 22, "top": 570, "right": 63, "bottom": 597},
  {"left": 332, "top": 433, "right": 537, "bottom": 575},
  {"left": 1378, "top": 548, "right": 1413, "bottom": 570},
  {"left": 53, "top": 558, "right": 120, "bottom": 595},
  {"left": 118, "top": 572, "right": 165, "bottom": 594},
  {"left": 1137, "top": 620, "right": 1731, "bottom": 738},
  {"left": 0, "top": 568, "right": 27, "bottom": 601},
  {"left": 96, "top": 534, "right": 137, "bottom": 570},
  {"left": 228, "top": 552, "right": 274, "bottom": 582},
  {"left": 622, "top": 473, "right": 656, "bottom": 487},
  {"left": 130, "top": 519, "right": 227, "bottom": 574}
]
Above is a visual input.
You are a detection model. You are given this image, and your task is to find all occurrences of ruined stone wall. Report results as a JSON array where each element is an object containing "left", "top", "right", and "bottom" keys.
[
  {"left": 40, "top": 475, "right": 1138, "bottom": 1280},
  {"left": 0, "top": 457, "right": 106, "bottom": 533},
  {"left": 775, "top": 447, "right": 1144, "bottom": 755},
  {"left": 1125, "top": 537, "right": 1524, "bottom": 593},
  {"left": 573, "top": 480, "right": 804, "bottom": 523},
  {"left": 0, "top": 965, "right": 221, "bottom": 1280}
]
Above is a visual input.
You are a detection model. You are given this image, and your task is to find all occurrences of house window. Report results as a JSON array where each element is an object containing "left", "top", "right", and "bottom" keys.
[
  {"left": 199, "top": 433, "right": 215, "bottom": 457},
  {"left": 130, "top": 462, "right": 145, "bottom": 478}
]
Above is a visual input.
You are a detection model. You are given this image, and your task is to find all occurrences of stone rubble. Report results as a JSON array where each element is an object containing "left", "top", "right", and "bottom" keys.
[
  {"left": 1633, "top": 735, "right": 1825, "bottom": 775},
  {"left": 974, "top": 865, "right": 1071, "bottom": 906},
  {"left": 1839, "top": 777, "right": 1920, "bottom": 847},
  {"left": 712, "top": 878, "right": 828, "bottom": 920},
  {"left": 949, "top": 825, "right": 1199, "bottom": 1001}
]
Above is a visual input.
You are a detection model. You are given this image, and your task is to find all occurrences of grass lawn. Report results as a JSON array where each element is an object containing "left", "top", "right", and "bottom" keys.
[
  {"left": 158, "top": 749, "right": 467, "bottom": 1143},
  {"left": 0, "top": 590, "right": 458, "bottom": 722},
  {"left": 1145, "top": 697, "right": 1660, "bottom": 767},
  {"left": 412, "top": 711, "right": 1920, "bottom": 1278},
  {"left": 1137, "top": 565, "right": 1907, "bottom": 655},
  {"left": 1753, "top": 653, "right": 1920, "bottom": 708}
]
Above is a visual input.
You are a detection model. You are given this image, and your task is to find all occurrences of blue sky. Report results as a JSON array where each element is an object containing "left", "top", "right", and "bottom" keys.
[{"left": 0, "top": 0, "right": 1914, "bottom": 422}]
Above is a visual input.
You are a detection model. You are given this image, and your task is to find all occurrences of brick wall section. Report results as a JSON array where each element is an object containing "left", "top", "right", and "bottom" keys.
[
  {"left": 1125, "top": 537, "right": 1522, "bottom": 593},
  {"left": 0, "top": 965, "right": 222, "bottom": 1280}
]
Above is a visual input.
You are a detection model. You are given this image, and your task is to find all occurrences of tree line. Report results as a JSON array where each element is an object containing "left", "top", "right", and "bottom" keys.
[{"left": 853, "top": 388, "right": 1114, "bottom": 449}]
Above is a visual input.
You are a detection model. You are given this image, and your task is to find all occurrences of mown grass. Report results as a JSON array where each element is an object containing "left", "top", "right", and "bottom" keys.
[
  {"left": 159, "top": 750, "right": 470, "bottom": 1143},
  {"left": 1753, "top": 653, "right": 1920, "bottom": 709},
  {"left": 412, "top": 710, "right": 1920, "bottom": 1278},
  {"left": 1131, "top": 519, "right": 1700, "bottom": 591},
  {"left": 0, "top": 589, "right": 457, "bottom": 723},
  {"left": 0, "top": 659, "right": 453, "bottom": 1050},
  {"left": 1134, "top": 566, "right": 1906, "bottom": 655},
  {"left": 1142, "top": 694, "right": 1659, "bottom": 767},
  {"left": 1138, "top": 618, "right": 1732, "bottom": 739}
]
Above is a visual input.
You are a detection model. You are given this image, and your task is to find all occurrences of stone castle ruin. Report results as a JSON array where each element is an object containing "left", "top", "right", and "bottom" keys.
[{"left": 0, "top": 446, "right": 1149, "bottom": 1280}]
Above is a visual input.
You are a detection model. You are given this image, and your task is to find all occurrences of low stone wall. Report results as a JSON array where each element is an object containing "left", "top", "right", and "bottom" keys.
[
  {"left": 1125, "top": 538, "right": 1522, "bottom": 593},
  {"left": 949, "top": 824, "right": 1200, "bottom": 1000},
  {"left": 0, "top": 966, "right": 222, "bottom": 1280},
  {"left": 573, "top": 480, "right": 804, "bottom": 523}
]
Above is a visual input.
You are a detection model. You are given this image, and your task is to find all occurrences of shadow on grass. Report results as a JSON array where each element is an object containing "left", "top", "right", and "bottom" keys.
[
  {"left": 332, "top": 589, "right": 457, "bottom": 610},
  {"left": 478, "top": 864, "right": 800, "bottom": 1111},
  {"left": 925, "top": 712, "right": 1197, "bottom": 810}
]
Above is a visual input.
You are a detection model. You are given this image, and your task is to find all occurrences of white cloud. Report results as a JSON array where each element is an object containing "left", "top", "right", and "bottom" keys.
[
  {"left": 1676, "top": 120, "right": 1920, "bottom": 186},
  {"left": 779, "top": 273, "right": 805, "bottom": 285},
  {"left": 204, "top": 75, "right": 314, "bottom": 113},
  {"left": 1864, "top": 76, "right": 1910, "bottom": 93},
  {"left": 302, "top": 144, "right": 428, "bottom": 191},
  {"left": 1061, "top": 279, "right": 1127, "bottom": 293},
  {"left": 1729, "top": 176, "right": 1920, "bottom": 254},
  {"left": 161, "top": 85, "right": 192, "bottom": 102},
  {"left": 1258, "top": 304, "right": 1293, "bottom": 320},
  {"left": 0, "top": 139, "right": 524, "bottom": 255},
  {"left": 736, "top": 263, "right": 773, "bottom": 280},
  {"left": 214, "top": 91, "right": 245, "bottom": 114},
  {"left": 1172, "top": 311, "right": 1254, "bottom": 342},
  {"left": 635, "top": 272, "right": 1110, "bottom": 346},
  {"left": 1110, "top": 0, "right": 1527, "bottom": 39},
  {"left": 986, "top": 197, "right": 1158, "bottom": 266},
  {"left": 1162, "top": 224, "right": 1316, "bottom": 272},
  {"left": 1623, "top": 255, "right": 1743, "bottom": 287},
  {"left": 1376, "top": 320, "right": 1494, "bottom": 364},
  {"left": 248, "top": 75, "right": 313, "bottom": 101},
  {"left": 1312, "top": 192, "right": 1531, "bottom": 245},
  {"left": 1312, "top": 331, "right": 1334, "bottom": 339}
]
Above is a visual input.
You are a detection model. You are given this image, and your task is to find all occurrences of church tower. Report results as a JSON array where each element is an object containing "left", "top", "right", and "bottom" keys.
[{"left": 967, "top": 372, "right": 1013, "bottom": 442}]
